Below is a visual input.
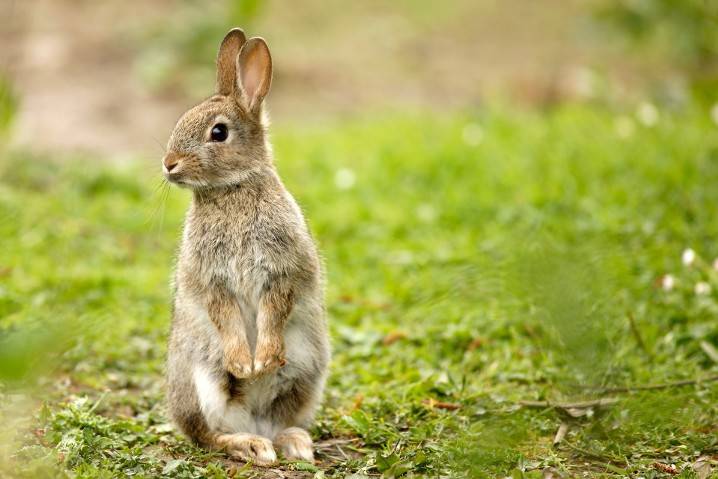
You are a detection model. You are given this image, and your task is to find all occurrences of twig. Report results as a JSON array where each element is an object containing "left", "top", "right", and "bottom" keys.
[
  {"left": 87, "top": 390, "right": 109, "bottom": 414},
  {"left": 700, "top": 341, "right": 718, "bottom": 364},
  {"left": 627, "top": 312, "right": 651, "bottom": 358},
  {"left": 519, "top": 398, "right": 619, "bottom": 409},
  {"left": 562, "top": 440, "right": 628, "bottom": 471},
  {"left": 553, "top": 423, "right": 569, "bottom": 447},
  {"left": 422, "top": 399, "right": 461, "bottom": 410},
  {"left": 582, "top": 374, "right": 718, "bottom": 393},
  {"left": 561, "top": 444, "right": 630, "bottom": 475},
  {"left": 336, "top": 444, "right": 349, "bottom": 461}
]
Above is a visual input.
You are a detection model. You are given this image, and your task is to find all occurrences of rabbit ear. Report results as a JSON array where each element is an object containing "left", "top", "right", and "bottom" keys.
[
  {"left": 236, "top": 37, "right": 272, "bottom": 114},
  {"left": 216, "top": 28, "right": 247, "bottom": 96}
]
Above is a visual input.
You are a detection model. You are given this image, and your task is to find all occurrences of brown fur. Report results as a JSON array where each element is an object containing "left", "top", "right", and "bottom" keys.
[
  {"left": 215, "top": 28, "right": 247, "bottom": 96},
  {"left": 163, "top": 28, "right": 329, "bottom": 465}
]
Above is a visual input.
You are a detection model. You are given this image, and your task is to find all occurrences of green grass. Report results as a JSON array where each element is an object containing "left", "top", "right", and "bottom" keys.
[{"left": 2, "top": 103, "right": 718, "bottom": 478}]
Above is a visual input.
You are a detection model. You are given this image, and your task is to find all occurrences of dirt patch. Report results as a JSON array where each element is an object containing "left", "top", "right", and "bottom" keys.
[{"left": 1, "top": 0, "right": 615, "bottom": 158}]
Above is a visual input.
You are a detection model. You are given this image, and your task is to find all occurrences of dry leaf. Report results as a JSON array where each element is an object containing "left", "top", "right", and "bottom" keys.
[
  {"left": 552, "top": 423, "right": 569, "bottom": 446},
  {"left": 382, "top": 331, "right": 407, "bottom": 345},
  {"left": 542, "top": 467, "right": 565, "bottom": 479},
  {"left": 423, "top": 399, "right": 461, "bottom": 410},
  {"left": 653, "top": 462, "right": 678, "bottom": 475},
  {"left": 692, "top": 456, "right": 712, "bottom": 479},
  {"left": 352, "top": 394, "right": 364, "bottom": 411},
  {"left": 565, "top": 407, "right": 592, "bottom": 418},
  {"left": 467, "top": 337, "right": 485, "bottom": 351},
  {"left": 700, "top": 341, "right": 718, "bottom": 363}
]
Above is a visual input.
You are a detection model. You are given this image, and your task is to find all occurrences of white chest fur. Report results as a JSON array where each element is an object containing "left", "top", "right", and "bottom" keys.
[{"left": 191, "top": 318, "right": 317, "bottom": 439}]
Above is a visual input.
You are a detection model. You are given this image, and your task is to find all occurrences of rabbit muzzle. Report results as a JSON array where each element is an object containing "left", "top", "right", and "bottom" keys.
[{"left": 163, "top": 151, "right": 194, "bottom": 183}]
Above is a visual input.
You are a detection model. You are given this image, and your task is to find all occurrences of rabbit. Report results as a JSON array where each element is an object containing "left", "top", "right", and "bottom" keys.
[{"left": 162, "top": 28, "right": 330, "bottom": 466}]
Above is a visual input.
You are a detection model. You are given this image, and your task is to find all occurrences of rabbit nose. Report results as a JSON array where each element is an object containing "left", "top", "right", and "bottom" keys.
[{"left": 163, "top": 153, "right": 180, "bottom": 172}]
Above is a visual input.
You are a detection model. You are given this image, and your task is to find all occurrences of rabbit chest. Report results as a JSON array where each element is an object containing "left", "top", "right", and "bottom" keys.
[{"left": 179, "top": 190, "right": 301, "bottom": 325}]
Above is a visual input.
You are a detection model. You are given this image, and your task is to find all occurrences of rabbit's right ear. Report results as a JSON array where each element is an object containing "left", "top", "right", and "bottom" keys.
[{"left": 216, "top": 28, "right": 247, "bottom": 96}]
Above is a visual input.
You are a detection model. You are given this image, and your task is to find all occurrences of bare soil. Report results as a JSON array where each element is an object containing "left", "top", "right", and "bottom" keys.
[{"left": 1, "top": 0, "right": 618, "bottom": 158}]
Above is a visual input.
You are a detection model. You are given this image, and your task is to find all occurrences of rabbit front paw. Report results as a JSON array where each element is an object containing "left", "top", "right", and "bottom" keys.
[
  {"left": 253, "top": 336, "right": 286, "bottom": 375},
  {"left": 223, "top": 340, "right": 253, "bottom": 379}
]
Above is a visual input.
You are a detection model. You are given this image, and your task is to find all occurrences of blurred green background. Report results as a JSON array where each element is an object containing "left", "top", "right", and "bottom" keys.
[{"left": 1, "top": 1, "right": 718, "bottom": 478}]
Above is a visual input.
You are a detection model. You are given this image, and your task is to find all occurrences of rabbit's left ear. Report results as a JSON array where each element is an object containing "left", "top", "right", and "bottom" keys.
[
  {"left": 216, "top": 28, "right": 247, "bottom": 95},
  {"left": 236, "top": 37, "right": 272, "bottom": 114}
]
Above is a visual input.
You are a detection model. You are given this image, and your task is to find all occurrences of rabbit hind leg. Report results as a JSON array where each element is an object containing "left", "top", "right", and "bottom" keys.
[{"left": 170, "top": 363, "right": 278, "bottom": 465}]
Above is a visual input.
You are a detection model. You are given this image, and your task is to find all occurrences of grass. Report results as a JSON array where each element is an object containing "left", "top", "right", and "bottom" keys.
[{"left": 1, "top": 102, "right": 718, "bottom": 478}]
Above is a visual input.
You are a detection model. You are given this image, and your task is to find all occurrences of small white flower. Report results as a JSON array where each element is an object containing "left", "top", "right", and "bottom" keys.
[
  {"left": 695, "top": 282, "right": 711, "bottom": 296},
  {"left": 636, "top": 102, "right": 659, "bottom": 127},
  {"left": 711, "top": 103, "right": 718, "bottom": 127},
  {"left": 614, "top": 116, "right": 635, "bottom": 139},
  {"left": 712, "top": 258, "right": 718, "bottom": 271},
  {"left": 462, "top": 123, "right": 484, "bottom": 146},
  {"left": 660, "top": 274, "right": 675, "bottom": 291},
  {"left": 334, "top": 168, "right": 356, "bottom": 190},
  {"left": 682, "top": 248, "right": 696, "bottom": 266}
]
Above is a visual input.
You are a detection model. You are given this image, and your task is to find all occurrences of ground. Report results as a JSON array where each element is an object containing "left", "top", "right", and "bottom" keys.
[
  {"left": 1, "top": 102, "right": 718, "bottom": 478},
  {"left": 3, "top": 0, "right": 640, "bottom": 157}
]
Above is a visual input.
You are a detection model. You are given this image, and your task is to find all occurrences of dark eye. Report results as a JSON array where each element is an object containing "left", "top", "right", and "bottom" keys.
[{"left": 210, "top": 123, "right": 228, "bottom": 142}]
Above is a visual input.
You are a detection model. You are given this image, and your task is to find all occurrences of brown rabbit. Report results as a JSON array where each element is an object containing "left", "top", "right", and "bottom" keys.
[{"left": 163, "top": 28, "right": 329, "bottom": 465}]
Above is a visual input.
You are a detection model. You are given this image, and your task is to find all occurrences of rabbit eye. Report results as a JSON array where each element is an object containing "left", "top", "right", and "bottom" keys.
[{"left": 210, "top": 123, "right": 228, "bottom": 142}]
